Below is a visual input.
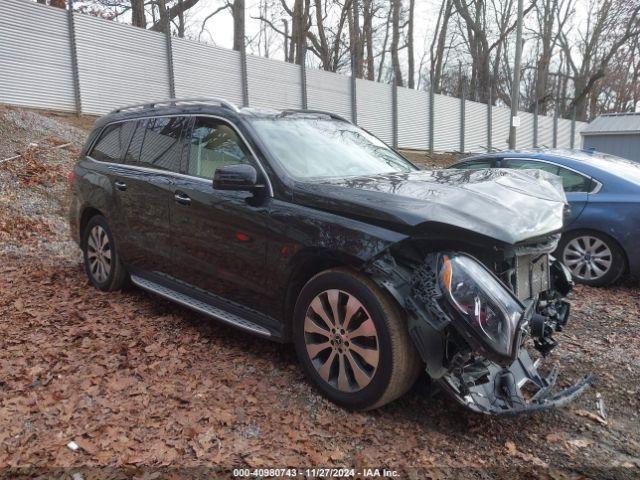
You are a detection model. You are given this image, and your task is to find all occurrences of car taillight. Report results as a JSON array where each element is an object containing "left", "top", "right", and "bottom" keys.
[{"left": 67, "top": 171, "right": 76, "bottom": 186}]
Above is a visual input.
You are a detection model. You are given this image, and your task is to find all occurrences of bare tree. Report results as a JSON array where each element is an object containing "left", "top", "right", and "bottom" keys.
[
  {"left": 306, "top": 0, "right": 352, "bottom": 71},
  {"left": 558, "top": 0, "right": 640, "bottom": 120},
  {"left": 390, "top": 0, "right": 403, "bottom": 86},
  {"left": 406, "top": 0, "right": 415, "bottom": 88},
  {"left": 430, "top": 0, "right": 454, "bottom": 93}
]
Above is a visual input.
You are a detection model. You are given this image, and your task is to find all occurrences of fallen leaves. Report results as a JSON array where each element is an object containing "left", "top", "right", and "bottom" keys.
[
  {"left": 574, "top": 409, "right": 608, "bottom": 426},
  {"left": 505, "top": 440, "right": 549, "bottom": 468}
]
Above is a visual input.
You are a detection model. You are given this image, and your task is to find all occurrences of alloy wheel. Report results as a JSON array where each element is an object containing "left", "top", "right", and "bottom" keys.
[
  {"left": 563, "top": 235, "right": 612, "bottom": 281},
  {"left": 303, "top": 289, "right": 380, "bottom": 393},
  {"left": 86, "top": 225, "right": 112, "bottom": 283}
]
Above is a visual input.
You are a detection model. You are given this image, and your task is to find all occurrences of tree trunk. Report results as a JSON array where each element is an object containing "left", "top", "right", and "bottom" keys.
[
  {"left": 407, "top": 0, "right": 415, "bottom": 88},
  {"left": 363, "top": 0, "right": 374, "bottom": 80},
  {"left": 377, "top": 5, "right": 392, "bottom": 82},
  {"left": 177, "top": 0, "right": 185, "bottom": 37},
  {"left": 156, "top": 0, "right": 169, "bottom": 34},
  {"left": 391, "top": 0, "right": 403, "bottom": 86},
  {"left": 232, "top": 0, "right": 245, "bottom": 52},
  {"left": 430, "top": 0, "right": 453, "bottom": 93},
  {"left": 348, "top": 0, "right": 364, "bottom": 77},
  {"left": 131, "top": 0, "right": 147, "bottom": 29}
]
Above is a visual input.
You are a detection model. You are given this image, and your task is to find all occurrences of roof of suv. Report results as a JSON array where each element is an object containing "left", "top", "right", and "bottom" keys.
[{"left": 94, "top": 98, "right": 350, "bottom": 130}]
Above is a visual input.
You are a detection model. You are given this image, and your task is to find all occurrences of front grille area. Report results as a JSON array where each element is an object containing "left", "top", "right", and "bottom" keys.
[{"left": 515, "top": 254, "right": 551, "bottom": 301}]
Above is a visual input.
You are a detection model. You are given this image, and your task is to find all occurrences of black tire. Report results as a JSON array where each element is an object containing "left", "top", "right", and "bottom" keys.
[
  {"left": 81, "top": 214, "right": 128, "bottom": 291},
  {"left": 557, "top": 230, "right": 626, "bottom": 287},
  {"left": 293, "top": 268, "right": 422, "bottom": 410}
]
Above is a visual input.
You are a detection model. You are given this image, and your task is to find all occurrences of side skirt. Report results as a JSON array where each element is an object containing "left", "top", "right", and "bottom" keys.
[{"left": 130, "top": 274, "right": 275, "bottom": 339}]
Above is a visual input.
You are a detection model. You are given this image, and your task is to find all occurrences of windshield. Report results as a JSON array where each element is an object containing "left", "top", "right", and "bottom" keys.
[{"left": 248, "top": 116, "right": 417, "bottom": 179}]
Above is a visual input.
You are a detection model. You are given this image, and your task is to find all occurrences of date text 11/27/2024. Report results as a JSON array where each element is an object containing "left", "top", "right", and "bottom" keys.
[{"left": 232, "top": 468, "right": 399, "bottom": 478}]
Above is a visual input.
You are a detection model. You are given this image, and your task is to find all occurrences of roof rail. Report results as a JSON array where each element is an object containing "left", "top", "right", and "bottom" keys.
[
  {"left": 277, "top": 109, "right": 352, "bottom": 123},
  {"left": 110, "top": 97, "right": 239, "bottom": 114}
]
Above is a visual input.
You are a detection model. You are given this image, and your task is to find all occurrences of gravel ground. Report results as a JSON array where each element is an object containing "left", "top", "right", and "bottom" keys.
[{"left": 1, "top": 106, "right": 639, "bottom": 479}]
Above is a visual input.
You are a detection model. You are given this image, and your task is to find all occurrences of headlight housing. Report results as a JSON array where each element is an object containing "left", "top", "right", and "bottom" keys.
[{"left": 439, "top": 253, "right": 524, "bottom": 360}]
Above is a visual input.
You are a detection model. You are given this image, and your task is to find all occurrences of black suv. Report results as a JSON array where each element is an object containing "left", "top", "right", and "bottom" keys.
[{"left": 69, "top": 98, "right": 592, "bottom": 414}]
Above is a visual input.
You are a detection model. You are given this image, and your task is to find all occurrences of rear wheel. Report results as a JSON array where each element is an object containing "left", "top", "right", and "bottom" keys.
[
  {"left": 558, "top": 230, "right": 625, "bottom": 287},
  {"left": 293, "top": 268, "right": 421, "bottom": 410},
  {"left": 82, "top": 215, "right": 128, "bottom": 291}
]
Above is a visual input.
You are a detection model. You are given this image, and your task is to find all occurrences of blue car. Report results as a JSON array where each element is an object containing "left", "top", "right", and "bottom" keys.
[{"left": 451, "top": 149, "right": 640, "bottom": 286}]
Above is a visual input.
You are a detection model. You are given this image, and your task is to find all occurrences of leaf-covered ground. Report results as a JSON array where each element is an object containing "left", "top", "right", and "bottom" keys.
[{"left": 1, "top": 106, "right": 639, "bottom": 479}]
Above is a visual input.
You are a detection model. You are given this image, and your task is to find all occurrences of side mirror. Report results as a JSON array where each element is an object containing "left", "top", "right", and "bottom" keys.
[{"left": 212, "top": 164, "right": 260, "bottom": 191}]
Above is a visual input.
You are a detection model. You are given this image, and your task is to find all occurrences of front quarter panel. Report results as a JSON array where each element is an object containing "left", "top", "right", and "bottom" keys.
[{"left": 263, "top": 198, "right": 407, "bottom": 316}]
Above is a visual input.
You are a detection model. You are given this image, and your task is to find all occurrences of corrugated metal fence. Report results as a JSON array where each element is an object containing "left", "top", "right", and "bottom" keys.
[{"left": 0, "top": 0, "right": 587, "bottom": 152}]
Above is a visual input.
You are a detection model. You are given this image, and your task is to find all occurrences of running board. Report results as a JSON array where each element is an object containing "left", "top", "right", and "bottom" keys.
[{"left": 130, "top": 274, "right": 272, "bottom": 337}]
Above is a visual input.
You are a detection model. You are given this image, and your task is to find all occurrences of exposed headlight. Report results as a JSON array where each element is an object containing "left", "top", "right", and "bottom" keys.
[{"left": 439, "top": 253, "right": 524, "bottom": 359}]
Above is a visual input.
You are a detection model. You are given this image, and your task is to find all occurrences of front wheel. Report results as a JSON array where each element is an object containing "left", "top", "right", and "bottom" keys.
[
  {"left": 558, "top": 230, "right": 626, "bottom": 287},
  {"left": 293, "top": 268, "right": 421, "bottom": 410}
]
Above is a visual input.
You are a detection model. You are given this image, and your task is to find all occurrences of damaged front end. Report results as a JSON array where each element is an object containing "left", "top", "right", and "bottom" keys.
[{"left": 367, "top": 237, "right": 594, "bottom": 415}]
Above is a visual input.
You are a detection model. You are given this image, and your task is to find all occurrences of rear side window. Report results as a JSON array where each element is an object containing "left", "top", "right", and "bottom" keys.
[
  {"left": 555, "top": 167, "right": 594, "bottom": 192},
  {"left": 187, "top": 117, "right": 250, "bottom": 179},
  {"left": 90, "top": 122, "right": 135, "bottom": 163},
  {"left": 504, "top": 159, "right": 593, "bottom": 192},
  {"left": 137, "top": 116, "right": 188, "bottom": 172}
]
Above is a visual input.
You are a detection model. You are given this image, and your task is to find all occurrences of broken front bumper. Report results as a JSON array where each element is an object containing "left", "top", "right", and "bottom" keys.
[{"left": 439, "top": 348, "right": 595, "bottom": 415}]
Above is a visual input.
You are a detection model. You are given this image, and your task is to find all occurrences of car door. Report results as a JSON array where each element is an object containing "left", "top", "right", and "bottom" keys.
[
  {"left": 113, "top": 115, "right": 189, "bottom": 275},
  {"left": 501, "top": 158, "right": 593, "bottom": 226},
  {"left": 169, "top": 116, "right": 272, "bottom": 314}
]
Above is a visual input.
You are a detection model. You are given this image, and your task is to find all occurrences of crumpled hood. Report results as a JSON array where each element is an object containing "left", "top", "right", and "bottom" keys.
[{"left": 292, "top": 168, "right": 568, "bottom": 244}]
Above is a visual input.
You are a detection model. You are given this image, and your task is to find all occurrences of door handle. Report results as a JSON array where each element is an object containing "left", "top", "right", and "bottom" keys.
[
  {"left": 174, "top": 192, "right": 191, "bottom": 206},
  {"left": 114, "top": 181, "right": 127, "bottom": 191}
]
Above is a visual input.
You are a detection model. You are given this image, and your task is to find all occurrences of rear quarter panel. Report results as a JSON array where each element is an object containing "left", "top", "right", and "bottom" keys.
[
  {"left": 71, "top": 157, "right": 123, "bottom": 247},
  {"left": 571, "top": 192, "right": 640, "bottom": 276}
]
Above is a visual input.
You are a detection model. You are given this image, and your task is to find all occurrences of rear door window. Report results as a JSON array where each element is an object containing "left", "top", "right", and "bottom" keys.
[
  {"left": 90, "top": 122, "right": 135, "bottom": 163},
  {"left": 503, "top": 158, "right": 593, "bottom": 192},
  {"left": 124, "top": 119, "right": 146, "bottom": 164},
  {"left": 135, "top": 116, "right": 189, "bottom": 172},
  {"left": 186, "top": 117, "right": 251, "bottom": 179}
]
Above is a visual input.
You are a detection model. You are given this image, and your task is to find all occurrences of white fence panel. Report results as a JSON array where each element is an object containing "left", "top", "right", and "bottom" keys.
[
  {"left": 516, "top": 111, "right": 535, "bottom": 150},
  {"left": 306, "top": 69, "right": 352, "bottom": 120},
  {"left": 434, "top": 94, "right": 461, "bottom": 151},
  {"left": 557, "top": 118, "right": 572, "bottom": 149},
  {"left": 492, "top": 107, "right": 510, "bottom": 151},
  {"left": 575, "top": 121, "right": 587, "bottom": 149},
  {"left": 0, "top": 1, "right": 589, "bottom": 153},
  {"left": 75, "top": 14, "right": 169, "bottom": 114},
  {"left": 356, "top": 79, "right": 392, "bottom": 144},
  {"left": 397, "top": 87, "right": 429, "bottom": 150},
  {"left": 172, "top": 38, "right": 244, "bottom": 106},
  {"left": 538, "top": 115, "right": 554, "bottom": 147},
  {"left": 0, "top": 0, "right": 75, "bottom": 111},
  {"left": 247, "top": 55, "right": 302, "bottom": 109},
  {"left": 464, "top": 100, "right": 487, "bottom": 153}
]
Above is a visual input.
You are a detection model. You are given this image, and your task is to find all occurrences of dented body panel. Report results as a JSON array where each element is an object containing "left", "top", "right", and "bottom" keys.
[{"left": 293, "top": 168, "right": 567, "bottom": 244}]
